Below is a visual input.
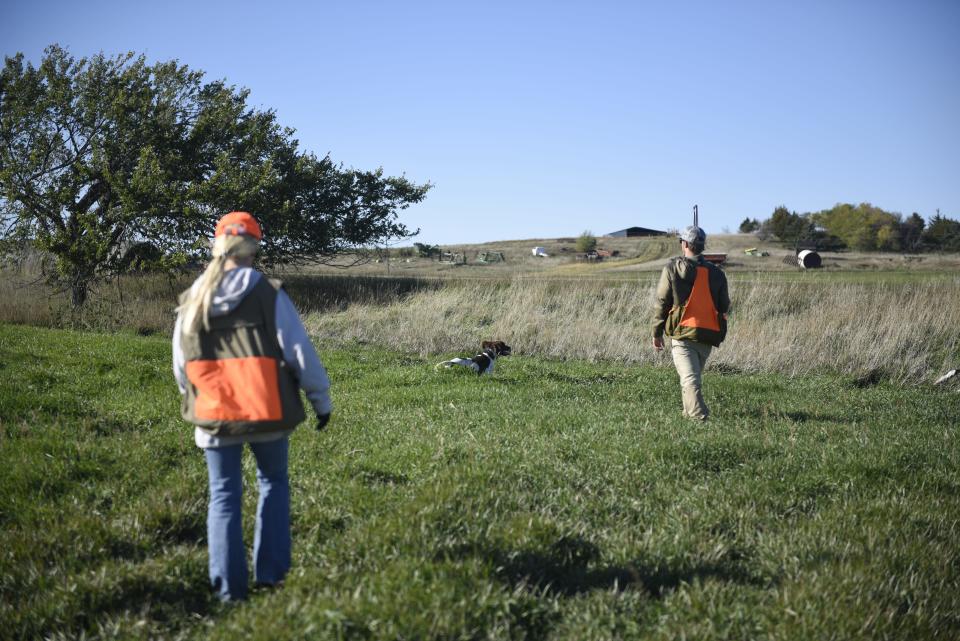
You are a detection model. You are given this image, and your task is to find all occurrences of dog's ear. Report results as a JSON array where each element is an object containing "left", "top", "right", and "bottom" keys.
[{"left": 482, "top": 340, "right": 511, "bottom": 355}]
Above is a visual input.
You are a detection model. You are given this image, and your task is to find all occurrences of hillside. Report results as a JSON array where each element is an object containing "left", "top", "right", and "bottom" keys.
[{"left": 298, "top": 234, "right": 960, "bottom": 279}]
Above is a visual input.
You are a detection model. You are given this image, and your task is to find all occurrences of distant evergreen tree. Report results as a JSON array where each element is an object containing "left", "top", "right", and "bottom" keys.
[
  {"left": 899, "top": 213, "right": 926, "bottom": 252},
  {"left": 923, "top": 212, "right": 960, "bottom": 251},
  {"left": 768, "top": 206, "right": 812, "bottom": 248}
]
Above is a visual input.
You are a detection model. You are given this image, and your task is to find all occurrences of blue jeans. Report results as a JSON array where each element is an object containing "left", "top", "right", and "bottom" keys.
[{"left": 204, "top": 436, "right": 290, "bottom": 601}]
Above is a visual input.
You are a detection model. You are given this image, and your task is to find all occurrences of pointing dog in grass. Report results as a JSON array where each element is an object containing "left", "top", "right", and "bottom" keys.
[{"left": 436, "top": 341, "right": 512, "bottom": 376}]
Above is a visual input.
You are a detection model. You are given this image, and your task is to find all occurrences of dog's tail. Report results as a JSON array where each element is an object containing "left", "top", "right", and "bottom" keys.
[
  {"left": 436, "top": 358, "right": 472, "bottom": 371},
  {"left": 935, "top": 369, "right": 957, "bottom": 385}
]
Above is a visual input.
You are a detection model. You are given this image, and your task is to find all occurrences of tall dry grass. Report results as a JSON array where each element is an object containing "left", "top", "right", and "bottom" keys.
[
  {"left": 302, "top": 276, "right": 960, "bottom": 383},
  {"left": 3, "top": 267, "right": 957, "bottom": 383},
  {"left": 0, "top": 269, "right": 450, "bottom": 336},
  {"left": 0, "top": 270, "right": 193, "bottom": 335}
]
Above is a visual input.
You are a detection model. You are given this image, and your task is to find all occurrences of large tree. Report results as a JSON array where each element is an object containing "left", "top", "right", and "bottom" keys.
[
  {"left": 0, "top": 45, "right": 430, "bottom": 305},
  {"left": 811, "top": 203, "right": 901, "bottom": 251}
]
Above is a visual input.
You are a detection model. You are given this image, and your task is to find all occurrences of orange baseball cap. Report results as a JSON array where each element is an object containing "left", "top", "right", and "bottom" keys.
[{"left": 215, "top": 211, "right": 262, "bottom": 240}]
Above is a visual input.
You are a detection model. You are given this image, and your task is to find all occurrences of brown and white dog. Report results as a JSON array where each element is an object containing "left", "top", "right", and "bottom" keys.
[{"left": 436, "top": 341, "right": 512, "bottom": 376}]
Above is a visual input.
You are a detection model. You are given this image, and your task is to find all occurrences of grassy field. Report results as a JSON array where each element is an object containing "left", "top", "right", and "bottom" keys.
[{"left": 2, "top": 323, "right": 959, "bottom": 640}]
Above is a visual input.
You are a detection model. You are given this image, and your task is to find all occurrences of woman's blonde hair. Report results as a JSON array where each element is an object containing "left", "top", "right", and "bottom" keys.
[{"left": 178, "top": 233, "right": 260, "bottom": 334}]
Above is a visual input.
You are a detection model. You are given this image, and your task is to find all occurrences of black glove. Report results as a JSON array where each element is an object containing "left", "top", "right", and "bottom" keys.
[{"left": 316, "top": 413, "right": 332, "bottom": 431}]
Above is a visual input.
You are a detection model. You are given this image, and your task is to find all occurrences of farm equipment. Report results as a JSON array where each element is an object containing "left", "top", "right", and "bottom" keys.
[
  {"left": 476, "top": 251, "right": 505, "bottom": 264},
  {"left": 702, "top": 252, "right": 727, "bottom": 265},
  {"left": 439, "top": 252, "right": 466, "bottom": 264},
  {"left": 797, "top": 250, "right": 822, "bottom": 268}
]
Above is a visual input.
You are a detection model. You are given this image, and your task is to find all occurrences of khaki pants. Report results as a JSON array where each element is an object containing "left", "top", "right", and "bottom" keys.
[{"left": 671, "top": 339, "right": 712, "bottom": 420}]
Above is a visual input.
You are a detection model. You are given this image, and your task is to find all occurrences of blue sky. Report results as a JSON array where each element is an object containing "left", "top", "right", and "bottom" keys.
[{"left": 4, "top": 0, "right": 959, "bottom": 245}]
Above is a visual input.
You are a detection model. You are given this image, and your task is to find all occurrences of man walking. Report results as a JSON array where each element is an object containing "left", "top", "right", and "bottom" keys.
[{"left": 652, "top": 226, "right": 730, "bottom": 420}]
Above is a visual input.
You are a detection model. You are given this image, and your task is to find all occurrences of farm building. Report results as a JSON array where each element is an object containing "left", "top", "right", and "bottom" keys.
[{"left": 606, "top": 226, "right": 668, "bottom": 237}]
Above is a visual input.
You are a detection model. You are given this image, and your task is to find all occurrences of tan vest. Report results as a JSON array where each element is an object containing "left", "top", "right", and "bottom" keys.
[{"left": 179, "top": 277, "right": 306, "bottom": 436}]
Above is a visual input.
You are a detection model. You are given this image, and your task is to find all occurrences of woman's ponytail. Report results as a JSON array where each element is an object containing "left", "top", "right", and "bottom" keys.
[{"left": 178, "top": 234, "right": 259, "bottom": 334}]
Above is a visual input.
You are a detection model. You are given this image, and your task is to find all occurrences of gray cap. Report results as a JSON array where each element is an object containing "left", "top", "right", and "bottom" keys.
[{"left": 679, "top": 225, "right": 706, "bottom": 245}]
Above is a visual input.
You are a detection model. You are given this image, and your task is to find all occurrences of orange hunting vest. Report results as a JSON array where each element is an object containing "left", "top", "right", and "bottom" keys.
[
  {"left": 678, "top": 266, "right": 721, "bottom": 332},
  {"left": 179, "top": 277, "right": 306, "bottom": 436}
]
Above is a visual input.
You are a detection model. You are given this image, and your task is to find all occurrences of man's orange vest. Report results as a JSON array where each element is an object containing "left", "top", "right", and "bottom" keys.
[
  {"left": 665, "top": 264, "right": 727, "bottom": 346},
  {"left": 678, "top": 266, "right": 721, "bottom": 332}
]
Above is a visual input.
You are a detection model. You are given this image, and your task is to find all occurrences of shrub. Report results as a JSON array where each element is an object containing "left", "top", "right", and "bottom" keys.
[{"left": 575, "top": 231, "right": 597, "bottom": 253}]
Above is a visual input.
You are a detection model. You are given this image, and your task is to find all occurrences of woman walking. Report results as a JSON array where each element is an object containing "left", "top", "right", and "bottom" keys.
[{"left": 173, "top": 211, "right": 332, "bottom": 602}]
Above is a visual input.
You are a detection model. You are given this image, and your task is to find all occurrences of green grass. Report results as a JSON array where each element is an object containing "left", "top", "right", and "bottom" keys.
[{"left": 1, "top": 323, "right": 959, "bottom": 640}]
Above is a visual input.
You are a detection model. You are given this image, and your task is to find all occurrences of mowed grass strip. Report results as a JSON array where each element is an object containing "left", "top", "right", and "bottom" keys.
[{"left": 1, "top": 323, "right": 958, "bottom": 640}]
